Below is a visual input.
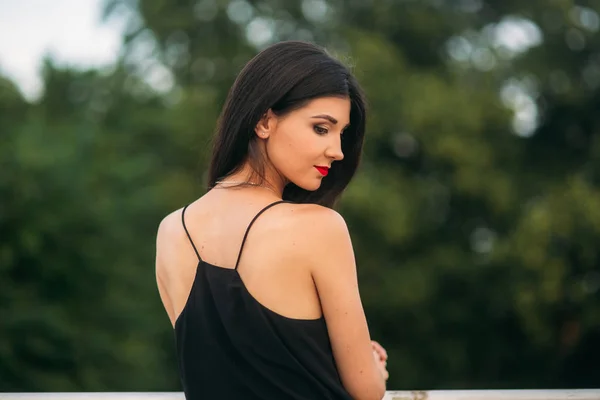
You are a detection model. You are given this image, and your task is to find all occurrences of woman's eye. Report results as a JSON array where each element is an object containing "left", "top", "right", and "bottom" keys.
[{"left": 314, "top": 125, "right": 328, "bottom": 135}]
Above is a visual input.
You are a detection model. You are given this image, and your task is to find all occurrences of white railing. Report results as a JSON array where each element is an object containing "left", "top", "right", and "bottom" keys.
[
  {"left": 1, "top": 390, "right": 599, "bottom": 400},
  {"left": 386, "top": 390, "right": 600, "bottom": 400}
]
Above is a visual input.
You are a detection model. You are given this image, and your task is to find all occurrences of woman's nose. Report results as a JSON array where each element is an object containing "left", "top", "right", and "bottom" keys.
[{"left": 325, "top": 136, "right": 344, "bottom": 161}]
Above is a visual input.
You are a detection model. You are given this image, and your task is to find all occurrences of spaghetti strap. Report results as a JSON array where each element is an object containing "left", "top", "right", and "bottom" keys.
[
  {"left": 234, "top": 200, "right": 288, "bottom": 270},
  {"left": 181, "top": 204, "right": 201, "bottom": 261}
]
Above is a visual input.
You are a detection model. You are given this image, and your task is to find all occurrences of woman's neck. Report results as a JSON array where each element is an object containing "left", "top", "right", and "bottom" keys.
[{"left": 223, "top": 162, "right": 286, "bottom": 197}]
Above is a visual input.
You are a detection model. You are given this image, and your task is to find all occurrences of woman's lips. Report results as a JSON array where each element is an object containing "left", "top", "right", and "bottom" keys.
[{"left": 315, "top": 166, "right": 329, "bottom": 176}]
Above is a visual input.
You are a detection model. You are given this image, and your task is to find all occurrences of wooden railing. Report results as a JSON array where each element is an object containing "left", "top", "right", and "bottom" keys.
[{"left": 1, "top": 390, "right": 599, "bottom": 400}]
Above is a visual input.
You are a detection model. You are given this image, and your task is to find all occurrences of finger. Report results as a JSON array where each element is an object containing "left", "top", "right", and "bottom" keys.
[
  {"left": 372, "top": 340, "right": 385, "bottom": 354},
  {"left": 371, "top": 341, "right": 388, "bottom": 360},
  {"left": 371, "top": 340, "right": 382, "bottom": 353},
  {"left": 372, "top": 347, "right": 384, "bottom": 362}
]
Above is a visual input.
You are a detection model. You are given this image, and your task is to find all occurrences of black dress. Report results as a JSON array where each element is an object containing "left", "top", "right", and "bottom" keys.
[{"left": 175, "top": 200, "right": 354, "bottom": 400}]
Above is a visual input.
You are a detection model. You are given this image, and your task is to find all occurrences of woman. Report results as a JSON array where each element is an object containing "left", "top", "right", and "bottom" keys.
[{"left": 156, "top": 41, "right": 389, "bottom": 400}]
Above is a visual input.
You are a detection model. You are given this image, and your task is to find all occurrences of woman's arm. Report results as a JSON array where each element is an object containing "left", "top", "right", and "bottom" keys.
[{"left": 303, "top": 207, "right": 387, "bottom": 400}]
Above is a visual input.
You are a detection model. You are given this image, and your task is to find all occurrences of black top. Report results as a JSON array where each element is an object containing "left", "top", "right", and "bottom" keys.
[{"left": 175, "top": 200, "right": 353, "bottom": 400}]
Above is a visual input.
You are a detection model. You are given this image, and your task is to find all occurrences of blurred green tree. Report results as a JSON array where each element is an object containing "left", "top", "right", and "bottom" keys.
[{"left": 0, "top": 61, "right": 186, "bottom": 390}]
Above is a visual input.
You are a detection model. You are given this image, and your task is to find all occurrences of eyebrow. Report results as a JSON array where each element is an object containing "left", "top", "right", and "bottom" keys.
[{"left": 311, "top": 114, "right": 350, "bottom": 128}]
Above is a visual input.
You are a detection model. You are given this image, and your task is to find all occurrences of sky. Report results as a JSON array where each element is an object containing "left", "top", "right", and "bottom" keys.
[{"left": 0, "top": 0, "right": 126, "bottom": 100}]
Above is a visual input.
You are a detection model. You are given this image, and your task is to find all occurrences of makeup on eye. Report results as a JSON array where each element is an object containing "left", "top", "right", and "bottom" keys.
[
  {"left": 313, "top": 125, "right": 349, "bottom": 137},
  {"left": 314, "top": 125, "right": 329, "bottom": 135},
  {"left": 311, "top": 114, "right": 350, "bottom": 130}
]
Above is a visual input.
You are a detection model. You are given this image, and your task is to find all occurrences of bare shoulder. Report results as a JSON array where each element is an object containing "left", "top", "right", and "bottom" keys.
[
  {"left": 156, "top": 207, "right": 185, "bottom": 245},
  {"left": 283, "top": 200, "right": 344, "bottom": 223},
  {"left": 156, "top": 206, "right": 194, "bottom": 270},
  {"left": 277, "top": 202, "right": 348, "bottom": 234},
  {"left": 274, "top": 203, "right": 352, "bottom": 262}
]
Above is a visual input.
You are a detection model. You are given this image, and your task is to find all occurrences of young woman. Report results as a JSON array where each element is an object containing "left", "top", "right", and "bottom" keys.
[{"left": 156, "top": 41, "right": 389, "bottom": 400}]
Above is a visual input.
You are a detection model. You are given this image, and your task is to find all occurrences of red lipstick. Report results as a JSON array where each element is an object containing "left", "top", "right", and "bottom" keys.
[{"left": 315, "top": 166, "right": 329, "bottom": 176}]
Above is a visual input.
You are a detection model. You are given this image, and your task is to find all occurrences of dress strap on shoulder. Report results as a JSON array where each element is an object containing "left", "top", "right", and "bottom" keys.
[
  {"left": 234, "top": 200, "right": 289, "bottom": 270},
  {"left": 181, "top": 204, "right": 201, "bottom": 261}
]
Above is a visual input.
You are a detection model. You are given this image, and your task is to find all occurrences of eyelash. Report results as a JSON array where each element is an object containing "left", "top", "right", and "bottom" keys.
[
  {"left": 314, "top": 125, "right": 328, "bottom": 135},
  {"left": 313, "top": 125, "right": 348, "bottom": 137}
]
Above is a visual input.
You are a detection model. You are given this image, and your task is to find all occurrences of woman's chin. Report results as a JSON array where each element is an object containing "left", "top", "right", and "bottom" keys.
[{"left": 291, "top": 179, "right": 322, "bottom": 192}]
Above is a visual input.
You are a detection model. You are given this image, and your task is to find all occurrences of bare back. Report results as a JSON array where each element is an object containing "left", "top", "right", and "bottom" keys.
[{"left": 156, "top": 190, "right": 322, "bottom": 327}]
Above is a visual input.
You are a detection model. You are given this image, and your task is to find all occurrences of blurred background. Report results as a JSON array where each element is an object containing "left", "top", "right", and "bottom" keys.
[{"left": 2, "top": 0, "right": 600, "bottom": 393}]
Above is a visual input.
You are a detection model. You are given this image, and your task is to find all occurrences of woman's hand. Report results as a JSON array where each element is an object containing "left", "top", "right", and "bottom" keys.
[{"left": 371, "top": 340, "right": 389, "bottom": 381}]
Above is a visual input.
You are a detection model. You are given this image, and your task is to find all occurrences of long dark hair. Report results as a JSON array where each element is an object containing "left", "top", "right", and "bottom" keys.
[{"left": 208, "top": 41, "right": 367, "bottom": 208}]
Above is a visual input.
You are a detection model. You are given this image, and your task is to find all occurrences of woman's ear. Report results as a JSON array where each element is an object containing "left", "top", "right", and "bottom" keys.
[{"left": 254, "top": 109, "right": 276, "bottom": 139}]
